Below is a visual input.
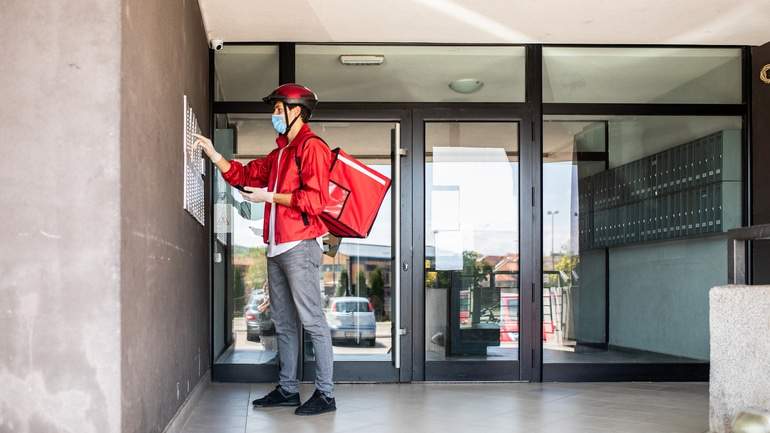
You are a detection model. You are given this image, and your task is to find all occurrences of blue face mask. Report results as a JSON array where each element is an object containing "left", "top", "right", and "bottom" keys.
[{"left": 271, "top": 114, "right": 287, "bottom": 134}]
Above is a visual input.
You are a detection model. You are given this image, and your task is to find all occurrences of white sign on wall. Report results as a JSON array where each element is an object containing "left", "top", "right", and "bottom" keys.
[{"left": 183, "top": 95, "right": 205, "bottom": 226}]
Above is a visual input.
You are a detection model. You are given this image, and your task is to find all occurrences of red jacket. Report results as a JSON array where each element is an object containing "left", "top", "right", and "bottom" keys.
[{"left": 222, "top": 123, "right": 331, "bottom": 244}]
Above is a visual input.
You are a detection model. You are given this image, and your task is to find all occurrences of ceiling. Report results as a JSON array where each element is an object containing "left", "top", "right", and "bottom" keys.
[{"left": 198, "top": 0, "right": 770, "bottom": 46}]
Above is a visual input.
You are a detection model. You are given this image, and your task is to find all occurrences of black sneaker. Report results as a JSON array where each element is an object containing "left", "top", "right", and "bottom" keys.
[
  {"left": 252, "top": 385, "right": 300, "bottom": 407},
  {"left": 294, "top": 389, "right": 336, "bottom": 416}
]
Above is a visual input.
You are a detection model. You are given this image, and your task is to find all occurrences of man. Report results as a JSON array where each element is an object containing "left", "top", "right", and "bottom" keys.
[{"left": 194, "top": 83, "right": 336, "bottom": 416}]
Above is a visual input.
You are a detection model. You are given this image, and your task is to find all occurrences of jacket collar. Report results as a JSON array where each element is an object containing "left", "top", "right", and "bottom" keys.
[{"left": 276, "top": 123, "right": 314, "bottom": 149}]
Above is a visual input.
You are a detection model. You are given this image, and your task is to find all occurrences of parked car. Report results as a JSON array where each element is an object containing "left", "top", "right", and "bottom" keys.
[
  {"left": 244, "top": 290, "right": 274, "bottom": 342},
  {"left": 499, "top": 292, "right": 548, "bottom": 342},
  {"left": 499, "top": 292, "right": 519, "bottom": 343},
  {"left": 326, "top": 297, "right": 376, "bottom": 346}
]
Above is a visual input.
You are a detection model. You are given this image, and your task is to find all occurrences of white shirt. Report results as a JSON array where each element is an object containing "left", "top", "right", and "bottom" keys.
[{"left": 266, "top": 146, "right": 324, "bottom": 258}]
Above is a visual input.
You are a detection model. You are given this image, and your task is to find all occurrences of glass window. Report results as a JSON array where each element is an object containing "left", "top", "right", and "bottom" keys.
[
  {"left": 211, "top": 115, "right": 277, "bottom": 365},
  {"left": 296, "top": 45, "right": 526, "bottom": 102},
  {"left": 218, "top": 113, "right": 275, "bottom": 156},
  {"left": 215, "top": 45, "right": 279, "bottom": 101},
  {"left": 542, "top": 115, "right": 742, "bottom": 365},
  {"left": 543, "top": 47, "right": 742, "bottom": 104},
  {"left": 424, "top": 122, "right": 520, "bottom": 363}
]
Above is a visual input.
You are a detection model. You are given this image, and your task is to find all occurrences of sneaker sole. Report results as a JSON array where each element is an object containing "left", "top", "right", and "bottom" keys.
[
  {"left": 253, "top": 401, "right": 301, "bottom": 407},
  {"left": 294, "top": 406, "right": 337, "bottom": 416}
]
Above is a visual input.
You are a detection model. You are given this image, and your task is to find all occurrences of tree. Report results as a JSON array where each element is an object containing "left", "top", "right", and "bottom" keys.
[
  {"left": 462, "top": 250, "right": 495, "bottom": 323},
  {"left": 336, "top": 269, "right": 348, "bottom": 297},
  {"left": 463, "top": 250, "right": 492, "bottom": 290},
  {"left": 231, "top": 246, "right": 267, "bottom": 314},
  {"left": 245, "top": 247, "right": 267, "bottom": 289},
  {"left": 554, "top": 254, "right": 579, "bottom": 286},
  {"left": 356, "top": 271, "right": 368, "bottom": 297},
  {"left": 369, "top": 268, "right": 385, "bottom": 319},
  {"left": 232, "top": 265, "right": 246, "bottom": 314},
  {"left": 369, "top": 268, "right": 384, "bottom": 299}
]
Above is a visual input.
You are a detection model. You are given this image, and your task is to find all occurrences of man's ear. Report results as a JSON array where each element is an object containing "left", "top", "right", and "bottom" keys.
[{"left": 291, "top": 105, "right": 304, "bottom": 121}]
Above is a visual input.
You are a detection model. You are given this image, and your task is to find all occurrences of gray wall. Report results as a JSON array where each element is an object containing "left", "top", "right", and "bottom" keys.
[
  {"left": 608, "top": 238, "right": 725, "bottom": 360},
  {"left": 0, "top": 1, "right": 123, "bottom": 432},
  {"left": 572, "top": 250, "right": 606, "bottom": 343},
  {"left": 571, "top": 126, "right": 607, "bottom": 344},
  {"left": 120, "top": 0, "right": 211, "bottom": 432}
]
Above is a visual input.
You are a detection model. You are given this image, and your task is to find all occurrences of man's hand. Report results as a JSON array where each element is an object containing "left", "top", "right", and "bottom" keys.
[
  {"left": 241, "top": 186, "right": 275, "bottom": 204},
  {"left": 192, "top": 133, "right": 222, "bottom": 163},
  {"left": 257, "top": 300, "right": 269, "bottom": 313}
]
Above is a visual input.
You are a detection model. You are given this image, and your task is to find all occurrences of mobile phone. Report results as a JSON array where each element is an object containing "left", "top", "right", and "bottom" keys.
[{"left": 234, "top": 185, "right": 248, "bottom": 192}]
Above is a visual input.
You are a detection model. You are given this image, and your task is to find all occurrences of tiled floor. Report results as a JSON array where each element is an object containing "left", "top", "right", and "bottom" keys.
[{"left": 180, "top": 382, "right": 709, "bottom": 433}]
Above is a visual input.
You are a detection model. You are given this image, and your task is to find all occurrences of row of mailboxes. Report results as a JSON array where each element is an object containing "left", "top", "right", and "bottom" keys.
[
  {"left": 577, "top": 130, "right": 742, "bottom": 250},
  {"left": 579, "top": 182, "right": 741, "bottom": 249},
  {"left": 578, "top": 130, "right": 741, "bottom": 214}
]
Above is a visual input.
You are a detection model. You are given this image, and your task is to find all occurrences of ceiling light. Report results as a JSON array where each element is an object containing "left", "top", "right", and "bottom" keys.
[
  {"left": 449, "top": 78, "right": 484, "bottom": 94},
  {"left": 339, "top": 55, "right": 385, "bottom": 65}
]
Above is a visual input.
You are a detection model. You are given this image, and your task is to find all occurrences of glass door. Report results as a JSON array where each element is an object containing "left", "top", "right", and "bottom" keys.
[
  {"left": 211, "top": 113, "right": 281, "bottom": 382},
  {"left": 301, "top": 108, "right": 412, "bottom": 383},
  {"left": 211, "top": 107, "right": 536, "bottom": 383},
  {"left": 210, "top": 109, "right": 412, "bottom": 383},
  {"left": 415, "top": 108, "right": 534, "bottom": 381}
]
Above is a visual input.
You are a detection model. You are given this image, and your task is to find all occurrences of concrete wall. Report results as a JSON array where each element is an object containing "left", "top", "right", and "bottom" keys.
[
  {"left": 120, "top": 0, "right": 211, "bottom": 432},
  {"left": 0, "top": 1, "right": 123, "bottom": 432},
  {"left": 710, "top": 285, "right": 770, "bottom": 433}
]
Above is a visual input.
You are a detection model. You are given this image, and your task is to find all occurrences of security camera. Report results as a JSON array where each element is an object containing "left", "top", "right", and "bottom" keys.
[{"left": 210, "top": 39, "right": 224, "bottom": 51}]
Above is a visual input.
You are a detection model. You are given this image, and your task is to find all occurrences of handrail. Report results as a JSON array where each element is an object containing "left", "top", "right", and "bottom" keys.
[{"left": 726, "top": 224, "right": 770, "bottom": 284}]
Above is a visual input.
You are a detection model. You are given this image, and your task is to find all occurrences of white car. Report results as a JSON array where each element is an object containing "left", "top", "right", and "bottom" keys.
[{"left": 326, "top": 297, "right": 377, "bottom": 346}]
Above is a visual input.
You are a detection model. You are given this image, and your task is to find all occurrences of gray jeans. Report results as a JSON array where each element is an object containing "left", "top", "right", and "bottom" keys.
[{"left": 267, "top": 239, "right": 334, "bottom": 397}]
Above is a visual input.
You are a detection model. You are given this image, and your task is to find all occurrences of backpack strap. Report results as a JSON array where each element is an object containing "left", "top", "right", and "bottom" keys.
[{"left": 294, "top": 135, "right": 330, "bottom": 226}]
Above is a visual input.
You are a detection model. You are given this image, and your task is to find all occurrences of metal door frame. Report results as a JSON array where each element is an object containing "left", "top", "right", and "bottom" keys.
[
  {"left": 300, "top": 107, "right": 414, "bottom": 383},
  {"left": 411, "top": 104, "right": 539, "bottom": 382}
]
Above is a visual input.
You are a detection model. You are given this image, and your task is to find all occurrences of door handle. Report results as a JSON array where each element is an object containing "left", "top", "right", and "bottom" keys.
[{"left": 393, "top": 123, "right": 403, "bottom": 370}]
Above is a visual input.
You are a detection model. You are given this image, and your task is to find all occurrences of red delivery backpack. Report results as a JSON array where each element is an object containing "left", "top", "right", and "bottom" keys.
[{"left": 296, "top": 136, "right": 391, "bottom": 238}]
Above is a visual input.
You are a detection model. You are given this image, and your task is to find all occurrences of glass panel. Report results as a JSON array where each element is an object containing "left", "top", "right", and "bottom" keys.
[
  {"left": 304, "top": 121, "right": 395, "bottom": 362},
  {"left": 296, "top": 45, "right": 525, "bottom": 102},
  {"left": 542, "top": 115, "right": 742, "bottom": 364},
  {"left": 425, "top": 122, "right": 520, "bottom": 362},
  {"left": 543, "top": 47, "right": 742, "bottom": 104},
  {"left": 213, "top": 115, "right": 277, "bottom": 365},
  {"left": 213, "top": 117, "right": 397, "bottom": 364},
  {"left": 214, "top": 45, "right": 279, "bottom": 101},
  {"left": 212, "top": 114, "right": 235, "bottom": 360}
]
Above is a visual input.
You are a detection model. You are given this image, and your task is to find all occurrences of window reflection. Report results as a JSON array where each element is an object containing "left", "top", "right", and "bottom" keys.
[
  {"left": 425, "top": 122, "right": 520, "bottom": 361},
  {"left": 215, "top": 120, "right": 399, "bottom": 364},
  {"left": 543, "top": 47, "right": 742, "bottom": 104},
  {"left": 543, "top": 116, "right": 742, "bottom": 364}
]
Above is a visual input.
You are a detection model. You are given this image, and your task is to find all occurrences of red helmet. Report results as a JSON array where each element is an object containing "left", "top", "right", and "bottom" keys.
[{"left": 263, "top": 83, "right": 319, "bottom": 117}]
